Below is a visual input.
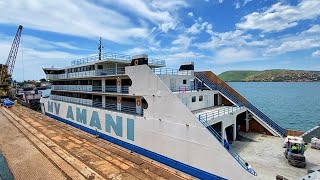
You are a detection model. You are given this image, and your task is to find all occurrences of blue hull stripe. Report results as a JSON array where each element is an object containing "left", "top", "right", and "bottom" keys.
[{"left": 45, "top": 112, "right": 225, "bottom": 180}]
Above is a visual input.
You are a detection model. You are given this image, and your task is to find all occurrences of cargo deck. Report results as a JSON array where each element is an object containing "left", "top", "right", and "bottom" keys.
[{"left": 0, "top": 106, "right": 194, "bottom": 180}]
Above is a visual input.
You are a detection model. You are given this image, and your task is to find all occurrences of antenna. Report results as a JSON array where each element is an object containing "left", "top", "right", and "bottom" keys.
[{"left": 98, "top": 37, "right": 104, "bottom": 60}]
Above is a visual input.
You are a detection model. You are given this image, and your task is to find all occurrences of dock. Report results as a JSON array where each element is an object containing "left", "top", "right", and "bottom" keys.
[
  {"left": 232, "top": 133, "right": 320, "bottom": 180},
  {"left": 0, "top": 106, "right": 194, "bottom": 180}
]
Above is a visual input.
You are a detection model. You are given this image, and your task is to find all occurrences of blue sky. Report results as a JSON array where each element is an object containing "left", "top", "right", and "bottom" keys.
[{"left": 0, "top": 0, "right": 319, "bottom": 81}]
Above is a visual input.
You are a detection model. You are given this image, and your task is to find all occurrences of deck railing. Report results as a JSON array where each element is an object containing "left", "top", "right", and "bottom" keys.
[
  {"left": 92, "top": 102, "right": 143, "bottom": 116},
  {"left": 171, "top": 86, "right": 197, "bottom": 93},
  {"left": 198, "top": 106, "right": 244, "bottom": 122},
  {"left": 71, "top": 52, "right": 166, "bottom": 66},
  {"left": 92, "top": 86, "right": 129, "bottom": 94},
  {"left": 197, "top": 117, "right": 257, "bottom": 176},
  {"left": 52, "top": 85, "right": 93, "bottom": 92},
  {"left": 50, "top": 96, "right": 142, "bottom": 116},
  {"left": 52, "top": 85, "right": 129, "bottom": 94},
  {"left": 50, "top": 95, "right": 92, "bottom": 106},
  {"left": 152, "top": 68, "right": 193, "bottom": 76},
  {"left": 47, "top": 68, "right": 126, "bottom": 80}
]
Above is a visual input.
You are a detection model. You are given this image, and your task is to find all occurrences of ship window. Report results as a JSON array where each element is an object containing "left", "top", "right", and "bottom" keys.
[
  {"left": 183, "top": 79, "right": 187, "bottom": 84},
  {"left": 199, "top": 95, "right": 203, "bottom": 101},
  {"left": 97, "top": 65, "right": 103, "bottom": 69},
  {"left": 192, "top": 96, "right": 196, "bottom": 102}
]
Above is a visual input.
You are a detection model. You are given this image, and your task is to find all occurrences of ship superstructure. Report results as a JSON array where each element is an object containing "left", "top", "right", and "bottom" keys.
[{"left": 41, "top": 52, "right": 286, "bottom": 180}]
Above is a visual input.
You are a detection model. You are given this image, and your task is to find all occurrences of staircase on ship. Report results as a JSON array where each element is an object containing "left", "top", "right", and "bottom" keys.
[{"left": 194, "top": 71, "right": 286, "bottom": 137}]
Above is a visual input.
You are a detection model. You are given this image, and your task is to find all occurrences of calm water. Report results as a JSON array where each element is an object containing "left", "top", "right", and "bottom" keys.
[{"left": 228, "top": 82, "right": 320, "bottom": 131}]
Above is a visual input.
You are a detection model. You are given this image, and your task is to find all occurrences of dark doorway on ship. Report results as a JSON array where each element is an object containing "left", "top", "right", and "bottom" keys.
[
  {"left": 210, "top": 122, "right": 222, "bottom": 137},
  {"left": 225, "top": 125, "right": 234, "bottom": 143},
  {"left": 236, "top": 111, "right": 247, "bottom": 141},
  {"left": 214, "top": 94, "right": 219, "bottom": 106},
  {"left": 236, "top": 112, "right": 246, "bottom": 132}
]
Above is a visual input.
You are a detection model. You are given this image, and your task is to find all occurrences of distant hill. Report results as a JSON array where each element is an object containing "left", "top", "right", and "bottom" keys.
[{"left": 218, "top": 69, "right": 320, "bottom": 82}]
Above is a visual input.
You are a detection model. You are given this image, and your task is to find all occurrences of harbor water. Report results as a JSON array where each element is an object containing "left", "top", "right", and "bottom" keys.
[{"left": 229, "top": 82, "right": 320, "bottom": 131}]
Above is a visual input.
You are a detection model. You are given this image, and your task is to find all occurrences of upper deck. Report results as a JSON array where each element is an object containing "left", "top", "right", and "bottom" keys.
[{"left": 44, "top": 52, "right": 166, "bottom": 80}]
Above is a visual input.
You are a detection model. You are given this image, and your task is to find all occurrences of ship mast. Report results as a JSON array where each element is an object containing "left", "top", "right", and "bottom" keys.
[{"left": 98, "top": 37, "right": 104, "bottom": 60}]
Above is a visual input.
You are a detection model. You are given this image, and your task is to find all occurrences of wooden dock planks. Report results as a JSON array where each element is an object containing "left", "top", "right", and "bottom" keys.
[{"left": 0, "top": 106, "right": 193, "bottom": 180}]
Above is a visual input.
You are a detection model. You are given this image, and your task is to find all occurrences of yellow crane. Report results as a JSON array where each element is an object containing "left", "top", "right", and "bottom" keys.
[{"left": 0, "top": 25, "right": 23, "bottom": 99}]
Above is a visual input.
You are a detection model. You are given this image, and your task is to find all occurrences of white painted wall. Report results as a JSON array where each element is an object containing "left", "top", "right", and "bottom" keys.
[
  {"left": 175, "top": 90, "right": 218, "bottom": 111},
  {"left": 157, "top": 75, "right": 194, "bottom": 91},
  {"left": 125, "top": 65, "right": 255, "bottom": 180}
]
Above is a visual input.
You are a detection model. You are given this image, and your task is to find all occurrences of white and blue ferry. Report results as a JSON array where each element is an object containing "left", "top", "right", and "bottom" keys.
[{"left": 41, "top": 51, "right": 286, "bottom": 180}]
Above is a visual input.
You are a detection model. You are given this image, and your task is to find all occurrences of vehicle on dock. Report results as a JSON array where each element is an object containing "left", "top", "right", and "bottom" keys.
[
  {"left": 40, "top": 39, "right": 289, "bottom": 180},
  {"left": 284, "top": 138, "right": 306, "bottom": 168},
  {"left": 1, "top": 99, "right": 14, "bottom": 108}
]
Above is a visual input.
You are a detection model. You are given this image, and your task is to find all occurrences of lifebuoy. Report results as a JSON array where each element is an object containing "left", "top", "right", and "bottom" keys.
[
  {"left": 117, "top": 80, "right": 121, "bottom": 86},
  {"left": 136, "top": 100, "right": 141, "bottom": 106},
  {"left": 134, "top": 60, "right": 139, "bottom": 65},
  {"left": 117, "top": 98, "right": 121, "bottom": 104}
]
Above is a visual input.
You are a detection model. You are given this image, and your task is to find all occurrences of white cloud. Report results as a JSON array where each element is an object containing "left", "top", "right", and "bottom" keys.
[
  {"left": 264, "top": 24, "right": 320, "bottom": 55},
  {"left": 235, "top": 1, "right": 240, "bottom": 9},
  {"left": 236, "top": 1, "right": 320, "bottom": 32},
  {"left": 22, "top": 35, "right": 83, "bottom": 50},
  {"left": 196, "top": 30, "right": 253, "bottom": 49},
  {"left": 0, "top": 0, "right": 189, "bottom": 44},
  {"left": 171, "top": 35, "right": 193, "bottom": 52},
  {"left": 102, "top": 0, "right": 188, "bottom": 33},
  {"left": 186, "top": 17, "right": 211, "bottom": 34},
  {"left": 165, "top": 51, "right": 204, "bottom": 63},
  {"left": 0, "top": 0, "right": 149, "bottom": 43},
  {"left": 213, "top": 48, "right": 256, "bottom": 64},
  {"left": 302, "top": 25, "right": 320, "bottom": 34},
  {"left": 266, "top": 38, "right": 320, "bottom": 55},
  {"left": 312, "top": 50, "right": 320, "bottom": 57},
  {"left": 243, "top": 0, "right": 253, "bottom": 6},
  {"left": 188, "top": 12, "right": 194, "bottom": 17},
  {"left": 150, "top": 0, "right": 188, "bottom": 10},
  {"left": 126, "top": 47, "right": 148, "bottom": 55}
]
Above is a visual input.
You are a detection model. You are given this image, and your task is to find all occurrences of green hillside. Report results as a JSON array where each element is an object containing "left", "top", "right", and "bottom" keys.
[
  {"left": 218, "top": 71, "right": 260, "bottom": 82},
  {"left": 218, "top": 69, "right": 320, "bottom": 82}
]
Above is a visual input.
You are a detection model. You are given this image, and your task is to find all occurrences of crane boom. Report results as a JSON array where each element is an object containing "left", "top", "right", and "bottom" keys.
[
  {"left": 0, "top": 25, "right": 23, "bottom": 98},
  {"left": 6, "top": 25, "right": 23, "bottom": 76}
]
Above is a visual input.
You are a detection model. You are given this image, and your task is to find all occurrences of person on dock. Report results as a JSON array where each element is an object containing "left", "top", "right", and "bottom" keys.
[{"left": 245, "top": 162, "right": 253, "bottom": 173}]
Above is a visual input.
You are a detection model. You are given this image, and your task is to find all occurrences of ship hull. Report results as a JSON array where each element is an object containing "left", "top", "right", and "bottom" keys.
[{"left": 40, "top": 98, "right": 224, "bottom": 180}]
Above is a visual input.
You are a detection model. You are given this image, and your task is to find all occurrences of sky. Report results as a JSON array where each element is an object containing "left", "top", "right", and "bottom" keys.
[{"left": 0, "top": 0, "right": 320, "bottom": 81}]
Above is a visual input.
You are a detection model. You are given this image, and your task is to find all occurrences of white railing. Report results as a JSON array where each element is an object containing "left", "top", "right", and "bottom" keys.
[
  {"left": 50, "top": 95, "right": 143, "bottom": 116},
  {"left": 198, "top": 106, "right": 245, "bottom": 122},
  {"left": 52, "top": 85, "right": 92, "bottom": 92},
  {"left": 47, "top": 68, "right": 126, "bottom": 80},
  {"left": 152, "top": 68, "right": 193, "bottom": 76},
  {"left": 70, "top": 52, "right": 166, "bottom": 66},
  {"left": 50, "top": 95, "right": 93, "bottom": 106}
]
